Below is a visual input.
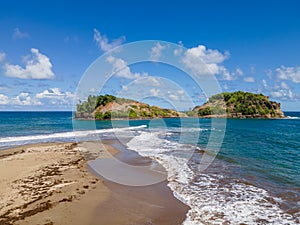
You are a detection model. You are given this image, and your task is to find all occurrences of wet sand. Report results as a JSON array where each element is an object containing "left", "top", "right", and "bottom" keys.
[
  {"left": 0, "top": 141, "right": 189, "bottom": 225},
  {"left": 91, "top": 141, "right": 189, "bottom": 225}
]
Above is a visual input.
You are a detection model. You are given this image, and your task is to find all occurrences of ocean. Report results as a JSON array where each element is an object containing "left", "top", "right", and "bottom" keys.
[{"left": 0, "top": 111, "right": 299, "bottom": 224}]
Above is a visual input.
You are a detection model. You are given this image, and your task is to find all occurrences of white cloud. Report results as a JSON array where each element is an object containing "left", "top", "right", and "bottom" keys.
[
  {"left": 219, "top": 67, "right": 243, "bottom": 81},
  {"left": 263, "top": 78, "right": 298, "bottom": 101},
  {"left": 270, "top": 89, "right": 297, "bottom": 101},
  {"left": 132, "top": 76, "right": 161, "bottom": 86},
  {"left": 106, "top": 56, "right": 142, "bottom": 79},
  {"left": 276, "top": 66, "right": 300, "bottom": 83},
  {"left": 280, "top": 81, "right": 289, "bottom": 89},
  {"left": 169, "top": 93, "right": 179, "bottom": 101},
  {"left": 244, "top": 77, "right": 255, "bottom": 82},
  {"left": 182, "top": 45, "right": 230, "bottom": 76},
  {"left": 0, "top": 92, "right": 41, "bottom": 105},
  {"left": 150, "top": 88, "right": 160, "bottom": 96},
  {"left": 12, "top": 28, "right": 29, "bottom": 40},
  {"left": 13, "top": 92, "right": 41, "bottom": 105},
  {"left": 219, "top": 66, "right": 236, "bottom": 80},
  {"left": 174, "top": 41, "right": 184, "bottom": 56},
  {"left": 177, "top": 89, "right": 185, "bottom": 95},
  {"left": 150, "top": 42, "right": 166, "bottom": 61},
  {"left": 262, "top": 79, "right": 268, "bottom": 88},
  {"left": 0, "top": 88, "right": 74, "bottom": 107},
  {"left": 4, "top": 48, "right": 55, "bottom": 80},
  {"left": 0, "top": 94, "right": 9, "bottom": 105},
  {"left": 89, "top": 88, "right": 97, "bottom": 93},
  {"left": 235, "top": 68, "right": 244, "bottom": 76},
  {"left": 94, "top": 28, "right": 125, "bottom": 52},
  {"left": 36, "top": 88, "right": 73, "bottom": 102},
  {"left": 0, "top": 52, "right": 6, "bottom": 62},
  {"left": 121, "top": 85, "right": 128, "bottom": 91}
]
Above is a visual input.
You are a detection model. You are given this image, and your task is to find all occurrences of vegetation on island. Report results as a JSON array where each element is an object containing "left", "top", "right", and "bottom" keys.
[
  {"left": 192, "top": 91, "right": 285, "bottom": 118},
  {"left": 75, "top": 91, "right": 285, "bottom": 120},
  {"left": 75, "top": 94, "right": 181, "bottom": 120}
]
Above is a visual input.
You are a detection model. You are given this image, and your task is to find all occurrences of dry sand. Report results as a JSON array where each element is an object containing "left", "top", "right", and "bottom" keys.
[{"left": 0, "top": 141, "right": 189, "bottom": 225}]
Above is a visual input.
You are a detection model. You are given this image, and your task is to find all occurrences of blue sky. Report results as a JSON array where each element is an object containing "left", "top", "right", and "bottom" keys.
[{"left": 0, "top": 0, "right": 300, "bottom": 111}]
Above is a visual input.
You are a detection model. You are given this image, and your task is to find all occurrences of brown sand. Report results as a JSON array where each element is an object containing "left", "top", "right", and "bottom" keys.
[{"left": 0, "top": 141, "right": 189, "bottom": 225}]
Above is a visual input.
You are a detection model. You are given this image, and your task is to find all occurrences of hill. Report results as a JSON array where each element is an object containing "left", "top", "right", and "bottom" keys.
[
  {"left": 193, "top": 91, "right": 285, "bottom": 118},
  {"left": 75, "top": 94, "right": 184, "bottom": 120}
]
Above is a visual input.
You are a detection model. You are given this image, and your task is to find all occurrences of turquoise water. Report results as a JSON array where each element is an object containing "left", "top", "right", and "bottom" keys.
[{"left": 0, "top": 111, "right": 299, "bottom": 223}]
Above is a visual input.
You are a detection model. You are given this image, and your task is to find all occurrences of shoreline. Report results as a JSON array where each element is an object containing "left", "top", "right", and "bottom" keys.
[
  {"left": 0, "top": 141, "right": 189, "bottom": 225},
  {"left": 74, "top": 114, "right": 287, "bottom": 121}
]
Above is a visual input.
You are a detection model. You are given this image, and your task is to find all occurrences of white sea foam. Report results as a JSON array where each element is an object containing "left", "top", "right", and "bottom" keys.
[
  {"left": 127, "top": 131, "right": 299, "bottom": 225},
  {"left": 285, "top": 116, "right": 300, "bottom": 119}
]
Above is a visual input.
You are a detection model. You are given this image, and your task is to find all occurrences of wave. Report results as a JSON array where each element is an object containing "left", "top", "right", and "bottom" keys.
[
  {"left": 285, "top": 116, "right": 300, "bottom": 119},
  {"left": 126, "top": 131, "right": 299, "bottom": 224},
  {"left": 0, "top": 125, "right": 147, "bottom": 147}
]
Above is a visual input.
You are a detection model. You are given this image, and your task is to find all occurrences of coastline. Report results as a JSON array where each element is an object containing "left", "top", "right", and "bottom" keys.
[
  {"left": 0, "top": 141, "right": 189, "bottom": 225},
  {"left": 74, "top": 114, "right": 286, "bottom": 121}
]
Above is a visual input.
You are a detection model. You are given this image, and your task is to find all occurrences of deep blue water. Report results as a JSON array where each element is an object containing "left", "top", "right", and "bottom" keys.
[
  {"left": 0, "top": 111, "right": 73, "bottom": 137},
  {"left": 0, "top": 111, "right": 299, "bottom": 222},
  {"left": 0, "top": 111, "right": 299, "bottom": 188}
]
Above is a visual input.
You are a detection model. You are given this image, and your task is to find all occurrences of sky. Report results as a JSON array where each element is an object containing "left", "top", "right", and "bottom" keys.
[{"left": 0, "top": 0, "right": 300, "bottom": 111}]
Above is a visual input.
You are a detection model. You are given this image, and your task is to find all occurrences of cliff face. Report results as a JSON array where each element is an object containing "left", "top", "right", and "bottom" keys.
[
  {"left": 193, "top": 91, "right": 285, "bottom": 118},
  {"left": 75, "top": 94, "right": 182, "bottom": 120}
]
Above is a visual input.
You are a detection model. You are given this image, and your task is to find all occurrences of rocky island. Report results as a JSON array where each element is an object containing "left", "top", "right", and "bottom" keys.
[
  {"left": 193, "top": 91, "right": 285, "bottom": 118},
  {"left": 75, "top": 91, "right": 285, "bottom": 120},
  {"left": 75, "top": 94, "right": 184, "bottom": 119}
]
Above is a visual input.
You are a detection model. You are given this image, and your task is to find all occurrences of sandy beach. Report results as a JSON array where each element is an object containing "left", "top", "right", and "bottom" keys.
[{"left": 0, "top": 141, "right": 189, "bottom": 225}]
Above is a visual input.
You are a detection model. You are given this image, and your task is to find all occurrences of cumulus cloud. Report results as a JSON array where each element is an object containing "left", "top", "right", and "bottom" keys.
[
  {"left": 121, "top": 76, "right": 161, "bottom": 92},
  {"left": 0, "top": 94, "right": 9, "bottom": 105},
  {"left": 174, "top": 41, "right": 184, "bottom": 56},
  {"left": 150, "top": 88, "right": 160, "bottom": 96},
  {"left": 0, "top": 52, "right": 6, "bottom": 62},
  {"left": 182, "top": 45, "right": 230, "bottom": 77},
  {"left": 262, "top": 66, "right": 300, "bottom": 101},
  {"left": 36, "top": 88, "right": 74, "bottom": 104},
  {"left": 219, "top": 67, "right": 236, "bottom": 80},
  {"left": 12, "top": 28, "right": 29, "bottom": 40},
  {"left": 94, "top": 29, "right": 125, "bottom": 52},
  {"left": 106, "top": 56, "right": 142, "bottom": 79},
  {"left": 270, "top": 89, "right": 297, "bottom": 101},
  {"left": 0, "top": 92, "right": 42, "bottom": 106},
  {"left": 0, "top": 88, "right": 74, "bottom": 108},
  {"left": 168, "top": 93, "right": 179, "bottom": 101},
  {"left": 134, "top": 76, "right": 161, "bottom": 86},
  {"left": 150, "top": 42, "right": 166, "bottom": 61},
  {"left": 263, "top": 78, "right": 298, "bottom": 101},
  {"left": 14, "top": 92, "right": 41, "bottom": 105},
  {"left": 244, "top": 77, "right": 255, "bottom": 82},
  {"left": 118, "top": 76, "right": 193, "bottom": 110},
  {"left": 4, "top": 48, "right": 55, "bottom": 79},
  {"left": 276, "top": 66, "right": 300, "bottom": 83}
]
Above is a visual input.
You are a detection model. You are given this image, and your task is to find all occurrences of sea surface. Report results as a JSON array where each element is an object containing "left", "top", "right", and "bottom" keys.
[{"left": 0, "top": 111, "right": 299, "bottom": 224}]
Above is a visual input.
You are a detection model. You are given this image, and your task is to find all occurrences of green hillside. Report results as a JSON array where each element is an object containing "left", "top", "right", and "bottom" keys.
[
  {"left": 193, "top": 91, "right": 285, "bottom": 118},
  {"left": 75, "top": 94, "right": 182, "bottom": 120}
]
